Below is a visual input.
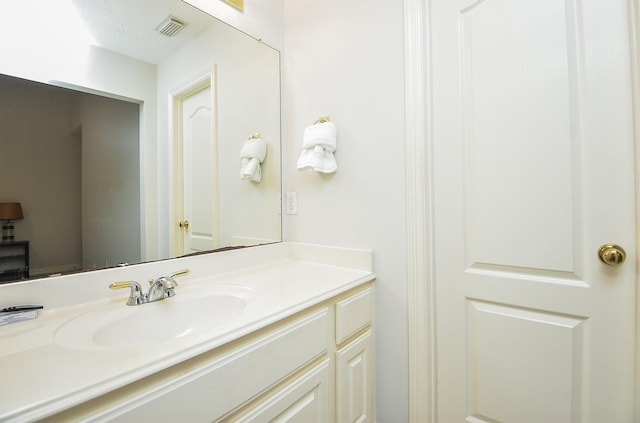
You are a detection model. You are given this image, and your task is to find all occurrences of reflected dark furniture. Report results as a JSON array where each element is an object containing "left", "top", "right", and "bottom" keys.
[{"left": 0, "top": 241, "right": 29, "bottom": 283}]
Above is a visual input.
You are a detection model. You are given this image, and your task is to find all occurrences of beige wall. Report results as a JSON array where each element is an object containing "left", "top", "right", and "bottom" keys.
[
  {"left": 0, "top": 77, "right": 140, "bottom": 276},
  {"left": 0, "top": 77, "right": 81, "bottom": 275},
  {"left": 71, "top": 94, "right": 141, "bottom": 270}
]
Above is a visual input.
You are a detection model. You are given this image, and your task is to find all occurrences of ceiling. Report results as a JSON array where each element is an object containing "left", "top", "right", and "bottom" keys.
[{"left": 71, "top": 0, "right": 216, "bottom": 64}]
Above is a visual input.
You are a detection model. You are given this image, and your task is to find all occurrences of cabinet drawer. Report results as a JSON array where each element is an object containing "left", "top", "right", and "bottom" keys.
[
  {"left": 229, "top": 359, "right": 331, "bottom": 422},
  {"left": 335, "top": 287, "right": 372, "bottom": 344},
  {"left": 102, "top": 308, "right": 330, "bottom": 423}
]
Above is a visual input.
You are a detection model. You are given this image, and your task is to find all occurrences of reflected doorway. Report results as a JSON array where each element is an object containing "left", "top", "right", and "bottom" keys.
[{"left": 171, "top": 68, "right": 218, "bottom": 256}]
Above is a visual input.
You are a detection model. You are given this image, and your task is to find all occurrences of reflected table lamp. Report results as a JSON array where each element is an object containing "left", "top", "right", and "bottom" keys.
[{"left": 0, "top": 202, "right": 24, "bottom": 243}]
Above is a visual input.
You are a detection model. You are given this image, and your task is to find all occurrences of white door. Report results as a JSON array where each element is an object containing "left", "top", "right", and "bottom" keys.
[
  {"left": 431, "top": 0, "right": 637, "bottom": 421},
  {"left": 178, "top": 84, "right": 218, "bottom": 254}
]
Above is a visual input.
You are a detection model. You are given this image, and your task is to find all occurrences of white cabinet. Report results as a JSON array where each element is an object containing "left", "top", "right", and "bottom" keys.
[
  {"left": 335, "top": 287, "right": 373, "bottom": 344},
  {"left": 335, "top": 287, "right": 374, "bottom": 423},
  {"left": 111, "top": 309, "right": 329, "bottom": 423},
  {"left": 336, "top": 331, "right": 374, "bottom": 423},
  {"left": 45, "top": 283, "right": 374, "bottom": 423},
  {"left": 230, "top": 359, "right": 332, "bottom": 422}
]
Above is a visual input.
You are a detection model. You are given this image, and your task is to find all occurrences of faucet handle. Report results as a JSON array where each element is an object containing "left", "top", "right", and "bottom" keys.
[
  {"left": 109, "top": 281, "right": 145, "bottom": 306},
  {"left": 148, "top": 269, "right": 190, "bottom": 285},
  {"left": 170, "top": 269, "right": 190, "bottom": 279},
  {"left": 165, "top": 269, "right": 190, "bottom": 291}
]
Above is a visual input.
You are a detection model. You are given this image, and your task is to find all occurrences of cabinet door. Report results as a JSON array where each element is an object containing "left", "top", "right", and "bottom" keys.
[
  {"left": 336, "top": 330, "right": 373, "bottom": 423},
  {"left": 229, "top": 360, "right": 331, "bottom": 423}
]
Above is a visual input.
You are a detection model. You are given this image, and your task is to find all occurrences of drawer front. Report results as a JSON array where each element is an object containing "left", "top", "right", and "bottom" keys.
[
  {"left": 103, "top": 308, "right": 330, "bottom": 423},
  {"left": 335, "top": 287, "right": 372, "bottom": 344},
  {"left": 230, "top": 359, "right": 331, "bottom": 422}
]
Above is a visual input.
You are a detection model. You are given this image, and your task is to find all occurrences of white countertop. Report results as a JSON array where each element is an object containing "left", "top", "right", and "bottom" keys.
[{"left": 0, "top": 243, "right": 374, "bottom": 422}]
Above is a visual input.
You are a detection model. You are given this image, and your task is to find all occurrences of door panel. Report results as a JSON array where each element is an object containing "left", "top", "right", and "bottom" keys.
[
  {"left": 467, "top": 300, "right": 588, "bottom": 423},
  {"left": 461, "top": 0, "right": 576, "bottom": 273},
  {"left": 181, "top": 85, "right": 218, "bottom": 253},
  {"left": 431, "top": 0, "right": 637, "bottom": 421}
]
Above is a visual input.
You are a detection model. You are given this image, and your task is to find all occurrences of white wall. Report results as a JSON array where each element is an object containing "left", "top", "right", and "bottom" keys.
[
  {"left": 190, "top": 3, "right": 409, "bottom": 419},
  {"left": 184, "top": 0, "right": 284, "bottom": 50},
  {"left": 156, "top": 22, "right": 281, "bottom": 256},
  {"left": 190, "top": 1, "right": 409, "bottom": 418},
  {"left": 283, "top": 1, "right": 408, "bottom": 421}
]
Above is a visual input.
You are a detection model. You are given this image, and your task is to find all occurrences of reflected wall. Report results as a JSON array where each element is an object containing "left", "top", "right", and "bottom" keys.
[{"left": 0, "top": 0, "right": 281, "bottom": 281}]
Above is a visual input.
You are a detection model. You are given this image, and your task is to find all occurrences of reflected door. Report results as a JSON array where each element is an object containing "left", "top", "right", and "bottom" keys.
[
  {"left": 431, "top": 0, "right": 637, "bottom": 421},
  {"left": 175, "top": 75, "right": 219, "bottom": 255}
]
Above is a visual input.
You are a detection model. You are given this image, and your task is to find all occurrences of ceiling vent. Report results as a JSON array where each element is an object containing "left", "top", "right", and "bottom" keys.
[{"left": 155, "top": 16, "right": 186, "bottom": 37}]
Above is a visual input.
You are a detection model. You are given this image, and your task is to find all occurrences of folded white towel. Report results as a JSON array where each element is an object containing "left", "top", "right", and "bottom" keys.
[
  {"left": 297, "top": 121, "right": 337, "bottom": 173},
  {"left": 240, "top": 138, "right": 267, "bottom": 182}
]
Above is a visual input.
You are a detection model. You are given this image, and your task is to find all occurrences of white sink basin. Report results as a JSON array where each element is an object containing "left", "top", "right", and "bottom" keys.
[{"left": 54, "top": 284, "right": 260, "bottom": 350}]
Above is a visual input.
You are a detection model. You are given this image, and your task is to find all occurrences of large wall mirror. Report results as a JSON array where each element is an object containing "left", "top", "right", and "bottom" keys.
[{"left": 0, "top": 0, "right": 281, "bottom": 283}]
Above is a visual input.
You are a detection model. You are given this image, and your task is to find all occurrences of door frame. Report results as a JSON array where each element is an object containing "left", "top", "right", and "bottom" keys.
[
  {"left": 168, "top": 67, "right": 218, "bottom": 256},
  {"left": 403, "top": 0, "right": 640, "bottom": 421}
]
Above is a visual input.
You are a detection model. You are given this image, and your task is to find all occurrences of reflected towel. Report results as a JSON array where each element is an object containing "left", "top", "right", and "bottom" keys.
[
  {"left": 240, "top": 138, "right": 267, "bottom": 182},
  {"left": 296, "top": 121, "right": 337, "bottom": 173}
]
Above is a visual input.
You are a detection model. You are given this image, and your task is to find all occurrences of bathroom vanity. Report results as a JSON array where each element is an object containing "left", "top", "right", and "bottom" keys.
[{"left": 0, "top": 243, "right": 375, "bottom": 422}]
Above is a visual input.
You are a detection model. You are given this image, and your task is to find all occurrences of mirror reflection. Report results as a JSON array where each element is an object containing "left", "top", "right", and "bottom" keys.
[{"left": 0, "top": 0, "right": 282, "bottom": 283}]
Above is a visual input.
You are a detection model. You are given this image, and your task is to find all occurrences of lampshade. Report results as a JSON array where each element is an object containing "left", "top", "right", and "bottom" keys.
[{"left": 0, "top": 203, "right": 24, "bottom": 220}]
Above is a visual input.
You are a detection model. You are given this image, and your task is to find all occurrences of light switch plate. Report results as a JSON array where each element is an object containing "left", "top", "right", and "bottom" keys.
[{"left": 286, "top": 192, "right": 298, "bottom": 215}]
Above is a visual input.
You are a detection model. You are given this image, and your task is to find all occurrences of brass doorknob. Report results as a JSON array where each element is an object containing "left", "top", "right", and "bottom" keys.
[
  {"left": 179, "top": 220, "right": 189, "bottom": 229},
  {"left": 598, "top": 244, "right": 626, "bottom": 266}
]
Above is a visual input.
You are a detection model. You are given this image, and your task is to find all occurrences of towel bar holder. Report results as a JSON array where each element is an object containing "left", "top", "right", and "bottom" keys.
[
  {"left": 248, "top": 133, "right": 261, "bottom": 140},
  {"left": 314, "top": 116, "right": 330, "bottom": 124}
]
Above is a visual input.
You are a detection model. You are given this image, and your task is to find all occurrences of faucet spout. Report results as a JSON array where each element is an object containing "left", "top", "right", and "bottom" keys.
[
  {"left": 109, "top": 269, "right": 190, "bottom": 306},
  {"left": 146, "top": 269, "right": 190, "bottom": 303},
  {"left": 147, "top": 276, "right": 175, "bottom": 302}
]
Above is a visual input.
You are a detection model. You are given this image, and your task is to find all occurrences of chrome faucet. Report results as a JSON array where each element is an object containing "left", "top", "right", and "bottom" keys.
[{"left": 109, "top": 269, "right": 190, "bottom": 306}]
